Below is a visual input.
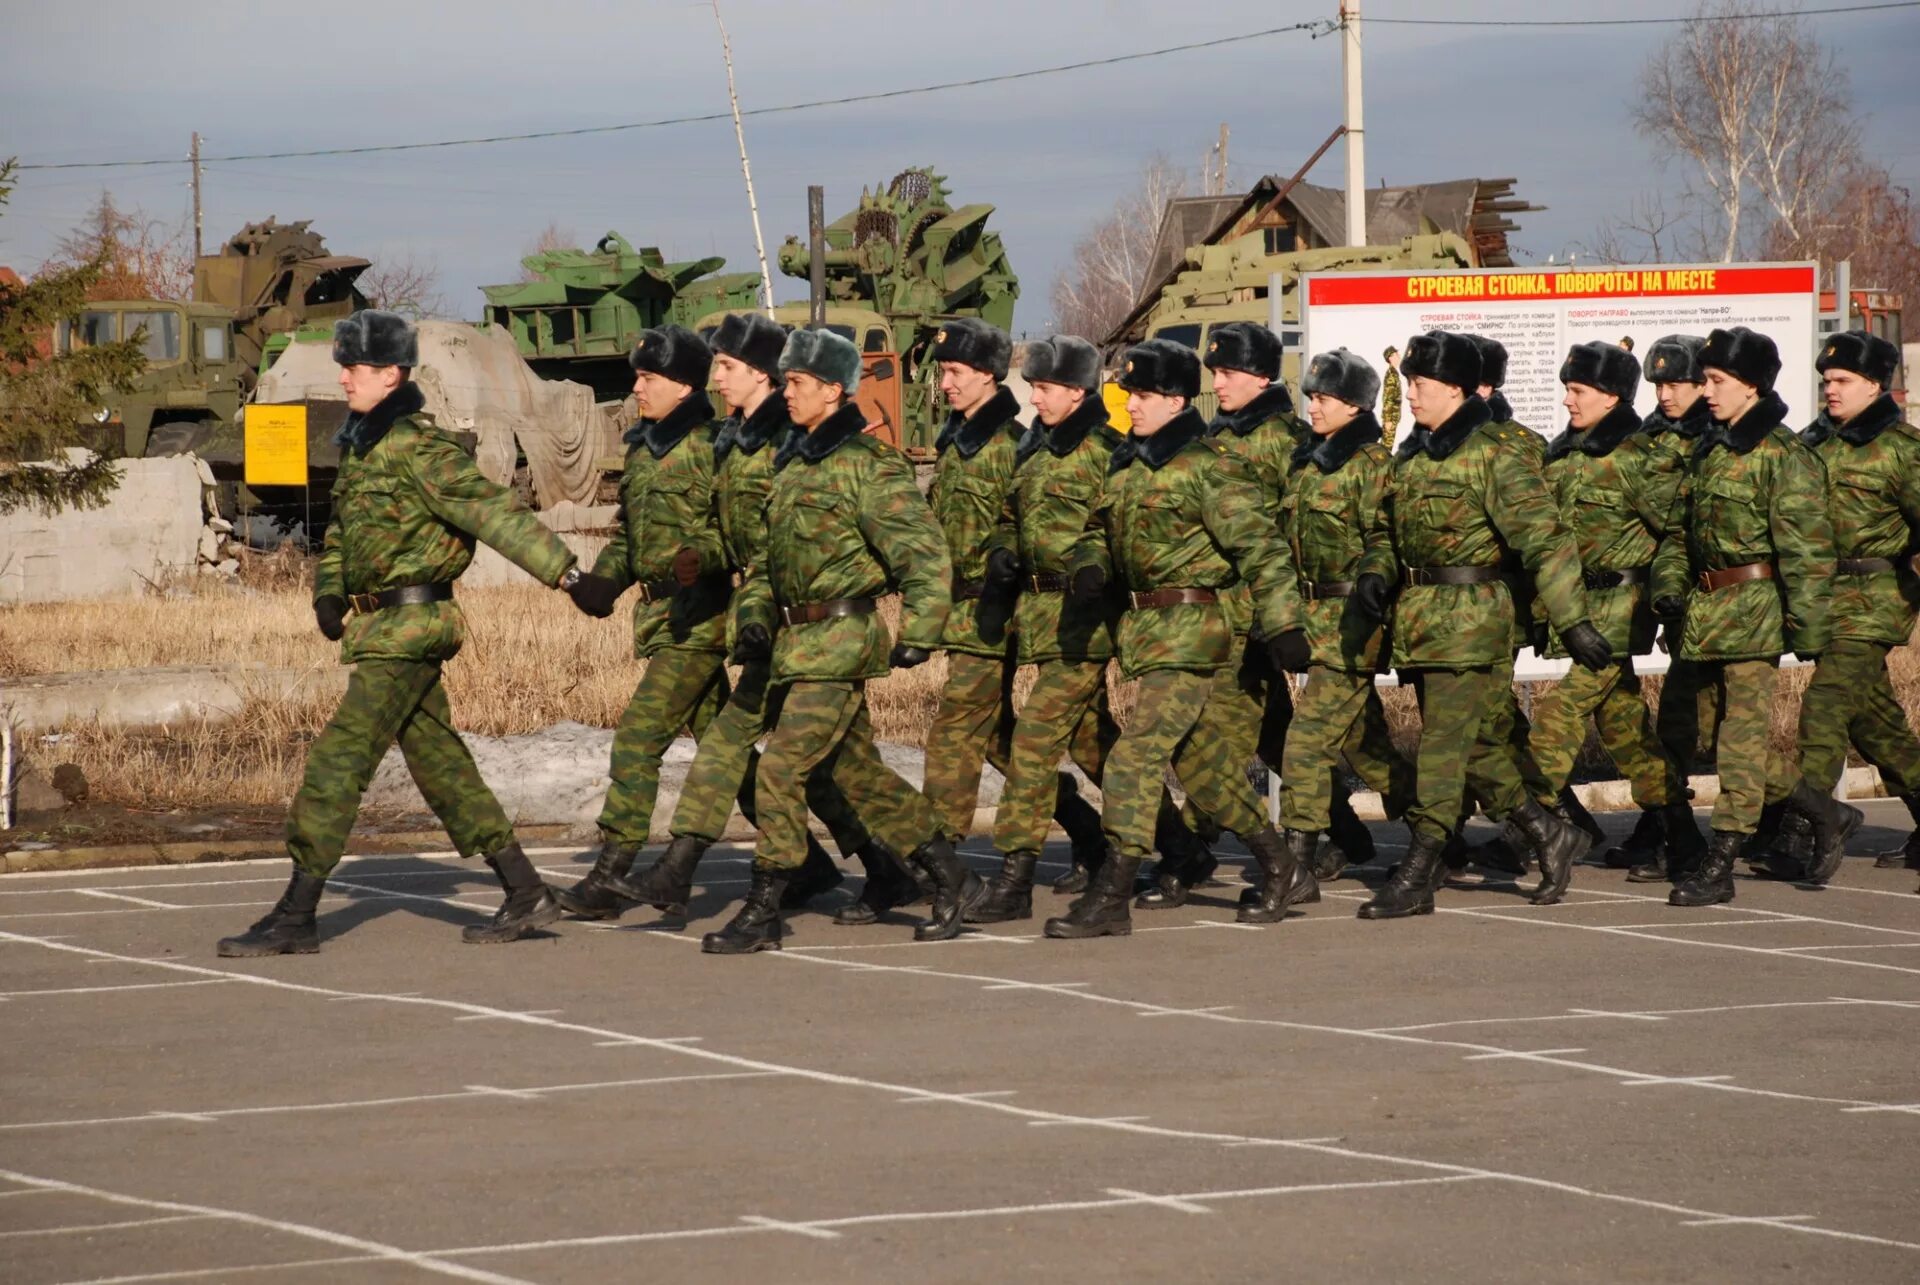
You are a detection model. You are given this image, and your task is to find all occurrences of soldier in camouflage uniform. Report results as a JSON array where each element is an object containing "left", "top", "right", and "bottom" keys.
[
  {"left": 1359, "top": 330, "right": 1610, "bottom": 919},
  {"left": 1380, "top": 345, "right": 1403, "bottom": 450},
  {"left": 1650, "top": 326, "right": 1858, "bottom": 907},
  {"left": 1274, "top": 348, "right": 1416, "bottom": 893},
  {"left": 1046, "top": 338, "right": 1312, "bottom": 938},
  {"left": 219, "top": 310, "right": 580, "bottom": 956},
  {"left": 1525, "top": 342, "right": 1704, "bottom": 898},
  {"left": 1769, "top": 331, "right": 1920, "bottom": 884},
  {"left": 920, "top": 319, "right": 1105, "bottom": 868},
  {"left": 707, "top": 328, "right": 983, "bottom": 952}
]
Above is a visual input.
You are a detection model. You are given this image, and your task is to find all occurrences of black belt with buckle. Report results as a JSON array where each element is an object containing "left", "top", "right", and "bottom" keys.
[
  {"left": 1306, "top": 580, "right": 1355, "bottom": 600},
  {"left": 952, "top": 576, "right": 989, "bottom": 602},
  {"left": 1027, "top": 573, "right": 1069, "bottom": 593},
  {"left": 1837, "top": 557, "right": 1896, "bottom": 575},
  {"left": 1583, "top": 567, "right": 1649, "bottom": 590},
  {"left": 632, "top": 577, "right": 682, "bottom": 605},
  {"left": 1402, "top": 565, "right": 1503, "bottom": 587},
  {"left": 780, "top": 597, "right": 877, "bottom": 626},
  {"left": 346, "top": 582, "right": 454, "bottom": 615}
]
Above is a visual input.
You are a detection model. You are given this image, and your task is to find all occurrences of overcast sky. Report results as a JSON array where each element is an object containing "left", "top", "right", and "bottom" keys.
[{"left": 3, "top": 0, "right": 1916, "bottom": 332}]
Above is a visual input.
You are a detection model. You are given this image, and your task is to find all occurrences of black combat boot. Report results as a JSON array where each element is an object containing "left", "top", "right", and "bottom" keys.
[
  {"left": 1511, "top": 797, "right": 1588, "bottom": 906},
  {"left": 702, "top": 864, "right": 790, "bottom": 954},
  {"left": 1238, "top": 828, "right": 1313, "bottom": 924},
  {"left": 1134, "top": 811, "right": 1221, "bottom": 909},
  {"left": 1875, "top": 795, "right": 1920, "bottom": 870},
  {"left": 1327, "top": 788, "right": 1376, "bottom": 872},
  {"left": 834, "top": 841, "right": 921, "bottom": 926},
  {"left": 781, "top": 836, "right": 845, "bottom": 909},
  {"left": 464, "top": 841, "right": 563, "bottom": 944},
  {"left": 217, "top": 869, "right": 325, "bottom": 957},
  {"left": 1670, "top": 830, "right": 1742, "bottom": 907},
  {"left": 1469, "top": 822, "right": 1529, "bottom": 877},
  {"left": 966, "top": 851, "right": 1039, "bottom": 923},
  {"left": 550, "top": 840, "right": 642, "bottom": 919},
  {"left": 1608, "top": 808, "right": 1665, "bottom": 874},
  {"left": 1788, "top": 779, "right": 1865, "bottom": 886},
  {"left": 1044, "top": 850, "right": 1141, "bottom": 939},
  {"left": 910, "top": 837, "right": 986, "bottom": 942},
  {"left": 602, "top": 834, "right": 707, "bottom": 916},
  {"left": 1358, "top": 831, "right": 1446, "bottom": 919},
  {"left": 1655, "top": 802, "right": 1707, "bottom": 883},
  {"left": 1556, "top": 787, "right": 1606, "bottom": 850}
]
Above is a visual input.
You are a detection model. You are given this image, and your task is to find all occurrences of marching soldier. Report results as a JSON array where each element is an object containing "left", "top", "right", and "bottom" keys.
[
  {"left": 1524, "top": 342, "right": 1703, "bottom": 900},
  {"left": 710, "top": 328, "right": 981, "bottom": 951},
  {"left": 1649, "top": 326, "right": 1857, "bottom": 906},
  {"left": 218, "top": 310, "right": 580, "bottom": 956},
  {"left": 920, "top": 319, "right": 1106, "bottom": 873},
  {"left": 1359, "top": 330, "right": 1608, "bottom": 919},
  {"left": 1047, "top": 338, "right": 1311, "bottom": 938},
  {"left": 1274, "top": 348, "right": 1417, "bottom": 890},
  {"left": 1380, "top": 344, "right": 1403, "bottom": 449},
  {"left": 1772, "top": 331, "right": 1920, "bottom": 883}
]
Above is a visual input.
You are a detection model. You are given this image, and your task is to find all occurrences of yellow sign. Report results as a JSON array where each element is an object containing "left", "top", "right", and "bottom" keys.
[{"left": 244, "top": 404, "right": 309, "bottom": 487}]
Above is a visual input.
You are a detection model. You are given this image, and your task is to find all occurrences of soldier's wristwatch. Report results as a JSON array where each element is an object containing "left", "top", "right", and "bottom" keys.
[{"left": 559, "top": 568, "right": 583, "bottom": 591}]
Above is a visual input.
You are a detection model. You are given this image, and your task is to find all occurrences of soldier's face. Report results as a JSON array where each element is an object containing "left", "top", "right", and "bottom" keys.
[
  {"left": 1126, "top": 390, "right": 1183, "bottom": 436},
  {"left": 1563, "top": 382, "right": 1617, "bottom": 430},
  {"left": 712, "top": 353, "right": 769, "bottom": 414},
  {"left": 1822, "top": 368, "right": 1880, "bottom": 423},
  {"left": 783, "top": 371, "right": 840, "bottom": 428},
  {"left": 1656, "top": 380, "right": 1703, "bottom": 419},
  {"left": 635, "top": 371, "right": 694, "bottom": 420},
  {"left": 338, "top": 363, "right": 403, "bottom": 414},
  {"left": 1702, "top": 368, "right": 1760, "bottom": 422},
  {"left": 1029, "top": 381, "right": 1085, "bottom": 427},
  {"left": 1307, "top": 392, "right": 1360, "bottom": 436},
  {"left": 938, "top": 362, "right": 996, "bottom": 416},
  {"left": 1211, "top": 367, "right": 1267, "bottom": 413},
  {"left": 1405, "top": 375, "right": 1464, "bottom": 428}
]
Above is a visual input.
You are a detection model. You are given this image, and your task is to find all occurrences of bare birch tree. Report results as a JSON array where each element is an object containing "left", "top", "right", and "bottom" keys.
[{"left": 1050, "top": 155, "right": 1189, "bottom": 339}]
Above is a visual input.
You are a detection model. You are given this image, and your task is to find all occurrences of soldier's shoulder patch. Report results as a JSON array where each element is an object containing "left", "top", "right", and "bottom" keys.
[
  {"left": 1889, "top": 417, "right": 1920, "bottom": 446},
  {"left": 408, "top": 416, "right": 479, "bottom": 458}
]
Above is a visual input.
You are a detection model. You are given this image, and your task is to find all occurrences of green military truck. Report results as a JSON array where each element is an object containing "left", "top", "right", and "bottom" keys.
[{"left": 57, "top": 299, "right": 248, "bottom": 460}]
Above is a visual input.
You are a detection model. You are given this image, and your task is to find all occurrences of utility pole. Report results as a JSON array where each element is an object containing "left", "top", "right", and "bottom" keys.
[
  {"left": 1216, "top": 122, "right": 1230, "bottom": 195},
  {"left": 1340, "top": 0, "right": 1367, "bottom": 246},
  {"left": 710, "top": 1, "right": 775, "bottom": 314},
  {"left": 190, "top": 131, "right": 204, "bottom": 260},
  {"left": 807, "top": 185, "right": 826, "bottom": 330}
]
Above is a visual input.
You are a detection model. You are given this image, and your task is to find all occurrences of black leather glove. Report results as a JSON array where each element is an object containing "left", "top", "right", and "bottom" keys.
[
  {"left": 1530, "top": 621, "right": 1553, "bottom": 653},
  {"left": 1656, "top": 622, "right": 1674, "bottom": 655},
  {"left": 313, "top": 595, "right": 347, "bottom": 642},
  {"left": 889, "top": 644, "right": 931, "bottom": 669},
  {"left": 1351, "top": 572, "right": 1390, "bottom": 623},
  {"left": 730, "top": 622, "right": 772, "bottom": 664},
  {"left": 567, "top": 572, "right": 623, "bottom": 619},
  {"left": 1267, "top": 628, "right": 1312, "bottom": 673},
  {"left": 670, "top": 547, "right": 703, "bottom": 588},
  {"left": 1068, "top": 565, "right": 1108, "bottom": 604},
  {"left": 1560, "top": 620, "right": 1613, "bottom": 672},
  {"left": 1652, "top": 594, "right": 1686, "bottom": 620},
  {"left": 984, "top": 547, "right": 1020, "bottom": 592}
]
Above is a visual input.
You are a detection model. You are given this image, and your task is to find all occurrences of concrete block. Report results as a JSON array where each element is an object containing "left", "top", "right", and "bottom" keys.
[
  {"left": 465, "top": 504, "right": 618, "bottom": 588},
  {"left": 0, "top": 454, "right": 205, "bottom": 602}
]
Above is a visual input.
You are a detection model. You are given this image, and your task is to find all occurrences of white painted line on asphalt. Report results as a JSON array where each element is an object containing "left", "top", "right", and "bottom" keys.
[
  {"left": 1622, "top": 1075, "right": 1736, "bottom": 1088},
  {"left": 979, "top": 979, "right": 1090, "bottom": 992},
  {"left": 77, "top": 889, "right": 187, "bottom": 909},
  {"left": 1839, "top": 1103, "right": 1920, "bottom": 1115},
  {"left": 1137, "top": 1005, "right": 1238, "bottom": 1018},
  {"left": 452, "top": 1010, "right": 564, "bottom": 1021},
  {"left": 53, "top": 1253, "right": 393, "bottom": 1284},
  {"left": 1220, "top": 1137, "right": 1346, "bottom": 1148},
  {"left": 1027, "top": 1116, "right": 1151, "bottom": 1127},
  {"left": 736, "top": 1214, "right": 843, "bottom": 1240},
  {"left": 461, "top": 1085, "right": 545, "bottom": 1102},
  {"left": 1103, "top": 1188, "right": 1214, "bottom": 1214},
  {"left": 1681, "top": 1213, "right": 1817, "bottom": 1228},
  {"left": 0, "top": 979, "right": 236, "bottom": 1000},
  {"left": 894, "top": 1090, "right": 1018, "bottom": 1105},
  {"left": 0, "top": 1215, "right": 210, "bottom": 1239},
  {"left": 1463, "top": 1048, "right": 1587, "bottom": 1061},
  {"left": 1773, "top": 942, "right": 1920, "bottom": 952}
]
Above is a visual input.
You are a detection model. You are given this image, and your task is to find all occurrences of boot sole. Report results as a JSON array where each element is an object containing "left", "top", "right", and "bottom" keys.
[
  {"left": 1623, "top": 867, "right": 1668, "bottom": 883},
  {"left": 550, "top": 893, "right": 630, "bottom": 921},
  {"left": 216, "top": 938, "right": 319, "bottom": 957},
  {"left": 462, "top": 897, "right": 564, "bottom": 945},
  {"left": 1043, "top": 918, "right": 1132, "bottom": 938},
  {"left": 1668, "top": 889, "right": 1735, "bottom": 907},
  {"left": 701, "top": 935, "right": 782, "bottom": 954},
  {"left": 1356, "top": 901, "right": 1434, "bottom": 920},
  {"left": 914, "top": 877, "right": 989, "bottom": 942},
  {"left": 1806, "top": 806, "right": 1865, "bottom": 885}
]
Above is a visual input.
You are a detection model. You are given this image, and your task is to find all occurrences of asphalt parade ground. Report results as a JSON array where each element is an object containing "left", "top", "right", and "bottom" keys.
[{"left": 3, "top": 798, "right": 1918, "bottom": 1283}]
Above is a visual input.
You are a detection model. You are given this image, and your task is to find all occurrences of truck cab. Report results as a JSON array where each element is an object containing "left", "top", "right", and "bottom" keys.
[{"left": 55, "top": 300, "right": 246, "bottom": 458}]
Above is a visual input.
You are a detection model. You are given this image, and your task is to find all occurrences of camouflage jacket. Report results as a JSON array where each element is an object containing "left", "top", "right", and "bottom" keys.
[
  {"left": 1652, "top": 392, "right": 1835, "bottom": 661},
  {"left": 316, "top": 382, "right": 575, "bottom": 664},
  {"left": 1388, "top": 396, "right": 1589, "bottom": 669},
  {"left": 1538, "top": 402, "right": 1685, "bottom": 658},
  {"left": 1487, "top": 393, "right": 1548, "bottom": 650},
  {"left": 1211, "top": 385, "right": 1309, "bottom": 636},
  {"left": 590, "top": 393, "right": 729, "bottom": 657},
  {"left": 1801, "top": 393, "right": 1920, "bottom": 646},
  {"left": 740, "top": 402, "right": 952, "bottom": 683},
  {"left": 1281, "top": 411, "right": 1396, "bottom": 672},
  {"left": 1639, "top": 397, "right": 1713, "bottom": 474},
  {"left": 928, "top": 385, "right": 1024, "bottom": 656},
  {"left": 987, "top": 395, "right": 1125, "bottom": 665},
  {"left": 710, "top": 392, "right": 794, "bottom": 651},
  {"left": 1074, "top": 407, "right": 1304, "bottom": 679}
]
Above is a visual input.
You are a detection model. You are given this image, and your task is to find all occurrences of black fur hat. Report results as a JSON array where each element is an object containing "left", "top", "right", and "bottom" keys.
[
  {"left": 710, "top": 312, "right": 788, "bottom": 384},
  {"left": 1021, "top": 335, "right": 1103, "bottom": 392},
  {"left": 1559, "top": 341, "right": 1641, "bottom": 404},
  {"left": 333, "top": 309, "right": 417, "bottom": 368},
  {"left": 1301, "top": 347, "right": 1380, "bottom": 409},
  {"left": 1203, "top": 321, "right": 1282, "bottom": 380},
  {"left": 629, "top": 324, "right": 713, "bottom": 388},
  {"left": 1400, "top": 330, "right": 1482, "bottom": 392},
  {"left": 930, "top": 317, "right": 1011, "bottom": 379},
  {"left": 1465, "top": 333, "right": 1508, "bottom": 388},
  {"left": 1644, "top": 334, "right": 1707, "bottom": 385},
  {"left": 1700, "top": 325, "right": 1781, "bottom": 393},
  {"left": 778, "top": 327, "right": 862, "bottom": 394},
  {"left": 1117, "top": 337, "right": 1201, "bottom": 400},
  {"left": 1815, "top": 329, "right": 1901, "bottom": 389}
]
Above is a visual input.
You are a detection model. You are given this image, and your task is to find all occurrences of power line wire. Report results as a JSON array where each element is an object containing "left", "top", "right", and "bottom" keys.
[{"left": 1364, "top": 1, "right": 1917, "bottom": 27}]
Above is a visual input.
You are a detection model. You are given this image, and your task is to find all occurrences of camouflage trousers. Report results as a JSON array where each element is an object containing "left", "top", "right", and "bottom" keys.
[
  {"left": 1464, "top": 655, "right": 1552, "bottom": 816},
  {"left": 924, "top": 648, "right": 1097, "bottom": 844},
  {"left": 1796, "top": 639, "right": 1920, "bottom": 798},
  {"left": 597, "top": 647, "right": 731, "bottom": 845},
  {"left": 993, "top": 660, "right": 1115, "bottom": 855},
  {"left": 666, "top": 659, "right": 872, "bottom": 862},
  {"left": 1180, "top": 634, "right": 1287, "bottom": 841},
  {"left": 1279, "top": 667, "right": 1416, "bottom": 834},
  {"left": 288, "top": 659, "right": 511, "bottom": 877},
  {"left": 1404, "top": 667, "right": 1532, "bottom": 841},
  {"left": 1105, "top": 668, "right": 1267, "bottom": 863},
  {"left": 1700, "top": 658, "right": 1798, "bottom": 834},
  {"left": 755, "top": 680, "right": 940, "bottom": 865},
  {"left": 1656, "top": 657, "right": 1723, "bottom": 778},
  {"left": 1528, "top": 658, "right": 1682, "bottom": 810}
]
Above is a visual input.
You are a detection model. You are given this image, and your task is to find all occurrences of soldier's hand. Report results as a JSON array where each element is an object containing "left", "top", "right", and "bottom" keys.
[
  {"left": 671, "top": 547, "right": 703, "bottom": 588},
  {"left": 1656, "top": 623, "right": 1673, "bottom": 655},
  {"left": 731, "top": 623, "right": 772, "bottom": 664},
  {"left": 1351, "top": 572, "right": 1390, "bottom": 622},
  {"left": 1068, "top": 565, "right": 1107, "bottom": 604},
  {"left": 313, "top": 595, "right": 348, "bottom": 642},
  {"left": 567, "top": 572, "right": 623, "bottom": 619},
  {"left": 1267, "top": 628, "right": 1312, "bottom": 673},
  {"left": 889, "top": 644, "right": 931, "bottom": 669},
  {"left": 985, "top": 547, "right": 1021, "bottom": 592},
  {"left": 1531, "top": 621, "right": 1553, "bottom": 653},
  {"left": 1652, "top": 594, "right": 1685, "bottom": 620},
  {"left": 1561, "top": 621, "right": 1613, "bottom": 672}
]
